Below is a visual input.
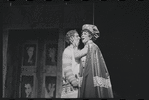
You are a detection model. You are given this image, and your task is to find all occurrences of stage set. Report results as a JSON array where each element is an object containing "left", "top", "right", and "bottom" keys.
[{"left": 3, "top": 0, "right": 148, "bottom": 98}]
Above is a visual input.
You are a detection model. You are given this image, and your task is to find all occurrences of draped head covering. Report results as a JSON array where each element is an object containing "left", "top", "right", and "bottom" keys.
[{"left": 82, "top": 24, "right": 100, "bottom": 39}]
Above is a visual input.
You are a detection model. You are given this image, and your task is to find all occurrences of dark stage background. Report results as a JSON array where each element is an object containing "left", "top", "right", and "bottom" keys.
[{"left": 92, "top": 1, "right": 149, "bottom": 98}]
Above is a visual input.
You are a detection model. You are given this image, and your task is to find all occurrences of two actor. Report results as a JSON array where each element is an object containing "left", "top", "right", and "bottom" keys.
[{"left": 61, "top": 24, "right": 114, "bottom": 98}]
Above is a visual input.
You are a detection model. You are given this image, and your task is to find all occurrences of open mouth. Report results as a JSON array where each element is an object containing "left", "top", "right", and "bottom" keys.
[{"left": 81, "top": 38, "right": 85, "bottom": 41}]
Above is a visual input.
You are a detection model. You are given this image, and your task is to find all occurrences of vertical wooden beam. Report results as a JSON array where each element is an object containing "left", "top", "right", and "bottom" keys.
[
  {"left": 56, "top": 28, "right": 64, "bottom": 98},
  {"left": 3, "top": 29, "right": 8, "bottom": 98},
  {"left": 37, "top": 39, "right": 45, "bottom": 98},
  {"left": 5, "top": 44, "right": 14, "bottom": 98},
  {"left": 14, "top": 43, "right": 23, "bottom": 98},
  {"left": 55, "top": 4, "right": 65, "bottom": 98}
]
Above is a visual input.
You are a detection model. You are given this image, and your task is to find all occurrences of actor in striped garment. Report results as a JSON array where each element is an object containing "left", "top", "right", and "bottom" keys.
[{"left": 61, "top": 30, "right": 88, "bottom": 98}]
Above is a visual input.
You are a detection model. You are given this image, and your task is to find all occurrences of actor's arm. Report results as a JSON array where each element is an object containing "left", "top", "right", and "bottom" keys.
[
  {"left": 74, "top": 44, "right": 88, "bottom": 59},
  {"left": 62, "top": 49, "right": 78, "bottom": 87}
]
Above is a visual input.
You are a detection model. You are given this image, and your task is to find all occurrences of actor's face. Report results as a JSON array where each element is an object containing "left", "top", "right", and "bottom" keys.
[
  {"left": 72, "top": 32, "right": 80, "bottom": 46},
  {"left": 81, "top": 31, "right": 92, "bottom": 44}
]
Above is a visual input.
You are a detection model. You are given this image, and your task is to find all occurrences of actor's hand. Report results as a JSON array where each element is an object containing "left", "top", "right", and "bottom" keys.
[
  {"left": 70, "top": 37, "right": 78, "bottom": 47},
  {"left": 71, "top": 80, "right": 79, "bottom": 87},
  {"left": 70, "top": 37, "right": 74, "bottom": 43}
]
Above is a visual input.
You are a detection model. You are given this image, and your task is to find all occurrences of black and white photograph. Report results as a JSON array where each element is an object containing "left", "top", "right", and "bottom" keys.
[
  {"left": 22, "top": 44, "right": 36, "bottom": 66},
  {"left": 45, "top": 43, "right": 58, "bottom": 66},
  {"left": 44, "top": 76, "right": 56, "bottom": 98},
  {"left": 20, "top": 75, "right": 34, "bottom": 98},
  {"left": 2, "top": 0, "right": 149, "bottom": 99}
]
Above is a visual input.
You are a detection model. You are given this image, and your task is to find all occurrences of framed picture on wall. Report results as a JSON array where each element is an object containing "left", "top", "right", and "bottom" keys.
[
  {"left": 20, "top": 75, "right": 34, "bottom": 98},
  {"left": 45, "top": 42, "right": 58, "bottom": 66},
  {"left": 44, "top": 76, "right": 56, "bottom": 98},
  {"left": 22, "top": 44, "right": 37, "bottom": 66}
]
